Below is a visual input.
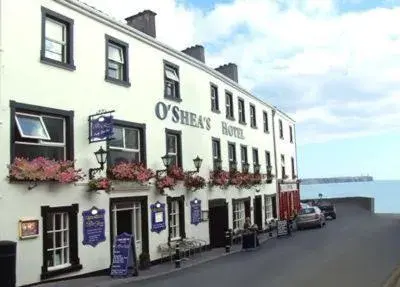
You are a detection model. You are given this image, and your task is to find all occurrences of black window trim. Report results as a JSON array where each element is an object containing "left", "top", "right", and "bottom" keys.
[
  {"left": 106, "top": 119, "right": 147, "bottom": 167},
  {"left": 252, "top": 147, "right": 259, "bottom": 165},
  {"left": 240, "top": 144, "right": 248, "bottom": 172},
  {"left": 228, "top": 141, "right": 237, "bottom": 171},
  {"left": 211, "top": 137, "right": 221, "bottom": 170},
  {"left": 250, "top": 103, "right": 257, "bottom": 129},
  {"left": 163, "top": 60, "right": 181, "bottom": 102},
  {"left": 263, "top": 110, "right": 269, "bottom": 133},
  {"left": 225, "top": 90, "right": 235, "bottom": 121},
  {"left": 289, "top": 125, "right": 294, "bottom": 143},
  {"left": 279, "top": 119, "right": 284, "bottom": 139},
  {"left": 40, "top": 203, "right": 81, "bottom": 280},
  {"left": 9, "top": 100, "right": 74, "bottom": 164},
  {"left": 40, "top": 6, "right": 75, "bottom": 71},
  {"left": 165, "top": 128, "right": 183, "bottom": 168},
  {"left": 210, "top": 82, "right": 220, "bottom": 113},
  {"left": 238, "top": 97, "right": 246, "bottom": 125},
  {"left": 265, "top": 150, "right": 271, "bottom": 167},
  {"left": 167, "top": 195, "right": 186, "bottom": 242},
  {"left": 104, "top": 34, "right": 131, "bottom": 87}
]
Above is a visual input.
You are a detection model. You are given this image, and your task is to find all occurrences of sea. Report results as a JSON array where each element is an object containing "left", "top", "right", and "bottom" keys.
[{"left": 300, "top": 180, "right": 400, "bottom": 214}]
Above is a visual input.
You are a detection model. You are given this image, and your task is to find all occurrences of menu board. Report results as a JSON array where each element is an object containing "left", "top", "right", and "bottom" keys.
[
  {"left": 110, "top": 233, "right": 137, "bottom": 277},
  {"left": 150, "top": 201, "right": 166, "bottom": 233},
  {"left": 277, "top": 220, "right": 288, "bottom": 237},
  {"left": 190, "top": 199, "right": 202, "bottom": 226},
  {"left": 82, "top": 207, "right": 106, "bottom": 247}
]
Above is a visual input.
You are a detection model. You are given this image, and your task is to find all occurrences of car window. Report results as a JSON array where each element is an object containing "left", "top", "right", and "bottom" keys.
[{"left": 299, "top": 208, "right": 315, "bottom": 215}]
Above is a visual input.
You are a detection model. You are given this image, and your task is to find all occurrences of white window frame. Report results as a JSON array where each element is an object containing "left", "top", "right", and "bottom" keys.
[
  {"left": 265, "top": 196, "right": 273, "bottom": 220},
  {"left": 107, "top": 43, "right": 125, "bottom": 80},
  {"left": 226, "top": 93, "right": 233, "bottom": 118},
  {"left": 233, "top": 201, "right": 245, "bottom": 230},
  {"left": 47, "top": 212, "right": 71, "bottom": 271},
  {"left": 212, "top": 140, "right": 220, "bottom": 160},
  {"left": 167, "top": 134, "right": 178, "bottom": 165},
  {"left": 44, "top": 18, "right": 67, "bottom": 62},
  {"left": 228, "top": 144, "right": 236, "bottom": 163},
  {"left": 109, "top": 126, "right": 141, "bottom": 162},
  {"left": 15, "top": 113, "right": 51, "bottom": 140},
  {"left": 238, "top": 100, "right": 245, "bottom": 122},
  {"left": 165, "top": 68, "right": 180, "bottom": 82},
  {"left": 169, "top": 200, "right": 180, "bottom": 241},
  {"left": 250, "top": 105, "right": 256, "bottom": 127}
]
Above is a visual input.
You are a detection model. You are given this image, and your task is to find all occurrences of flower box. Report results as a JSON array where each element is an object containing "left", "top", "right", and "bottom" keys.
[
  {"left": 88, "top": 178, "right": 112, "bottom": 192},
  {"left": 155, "top": 175, "right": 175, "bottom": 194},
  {"left": 184, "top": 174, "right": 206, "bottom": 191},
  {"left": 209, "top": 170, "right": 230, "bottom": 189},
  {"left": 167, "top": 165, "right": 185, "bottom": 181},
  {"left": 108, "top": 162, "right": 154, "bottom": 183}
]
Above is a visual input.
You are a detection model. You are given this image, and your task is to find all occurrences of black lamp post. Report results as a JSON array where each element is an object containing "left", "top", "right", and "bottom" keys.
[
  {"left": 253, "top": 163, "right": 261, "bottom": 174},
  {"left": 89, "top": 146, "right": 108, "bottom": 180},
  {"left": 187, "top": 156, "right": 203, "bottom": 174},
  {"left": 213, "top": 158, "right": 222, "bottom": 171},
  {"left": 156, "top": 154, "right": 174, "bottom": 178},
  {"left": 267, "top": 165, "right": 272, "bottom": 174},
  {"left": 242, "top": 162, "right": 250, "bottom": 173}
]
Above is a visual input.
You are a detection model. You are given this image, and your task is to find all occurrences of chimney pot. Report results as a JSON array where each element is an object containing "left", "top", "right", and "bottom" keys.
[
  {"left": 125, "top": 10, "right": 157, "bottom": 38},
  {"left": 215, "top": 63, "right": 238, "bottom": 83},
  {"left": 182, "top": 45, "right": 205, "bottom": 63}
]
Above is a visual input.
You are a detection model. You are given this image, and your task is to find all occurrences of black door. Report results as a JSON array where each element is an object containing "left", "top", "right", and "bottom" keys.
[
  {"left": 209, "top": 200, "right": 229, "bottom": 248},
  {"left": 254, "top": 196, "right": 262, "bottom": 230},
  {"left": 272, "top": 195, "right": 277, "bottom": 218}
]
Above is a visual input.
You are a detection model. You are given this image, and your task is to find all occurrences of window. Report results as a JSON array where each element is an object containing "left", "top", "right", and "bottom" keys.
[
  {"left": 167, "top": 196, "right": 185, "bottom": 241},
  {"left": 240, "top": 145, "right": 248, "bottom": 170},
  {"left": 252, "top": 148, "right": 259, "bottom": 165},
  {"left": 291, "top": 157, "right": 295, "bottom": 178},
  {"left": 41, "top": 204, "right": 81, "bottom": 279},
  {"left": 225, "top": 91, "right": 234, "bottom": 120},
  {"left": 279, "top": 119, "right": 284, "bottom": 139},
  {"left": 250, "top": 104, "right": 257, "bottom": 128},
  {"left": 289, "top": 126, "right": 293, "bottom": 143},
  {"left": 164, "top": 61, "right": 181, "bottom": 101},
  {"left": 265, "top": 196, "right": 273, "bottom": 220},
  {"left": 212, "top": 138, "right": 221, "bottom": 169},
  {"left": 105, "top": 35, "right": 130, "bottom": 86},
  {"left": 108, "top": 121, "right": 146, "bottom": 166},
  {"left": 228, "top": 142, "right": 237, "bottom": 170},
  {"left": 10, "top": 101, "right": 73, "bottom": 162},
  {"left": 238, "top": 98, "right": 246, "bottom": 124},
  {"left": 263, "top": 111, "right": 269, "bottom": 133},
  {"left": 233, "top": 200, "right": 245, "bottom": 230},
  {"left": 281, "top": 154, "right": 286, "bottom": 178},
  {"left": 210, "top": 84, "right": 219, "bottom": 112},
  {"left": 41, "top": 7, "right": 75, "bottom": 70},
  {"left": 166, "top": 129, "right": 182, "bottom": 167},
  {"left": 265, "top": 151, "right": 271, "bottom": 168}
]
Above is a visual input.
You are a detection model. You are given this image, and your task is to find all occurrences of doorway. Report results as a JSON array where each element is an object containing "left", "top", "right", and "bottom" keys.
[
  {"left": 110, "top": 196, "right": 149, "bottom": 260},
  {"left": 253, "top": 195, "right": 262, "bottom": 231},
  {"left": 208, "top": 199, "right": 228, "bottom": 248}
]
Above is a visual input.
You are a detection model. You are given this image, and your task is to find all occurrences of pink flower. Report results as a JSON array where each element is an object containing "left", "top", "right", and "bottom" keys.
[{"left": 108, "top": 162, "right": 154, "bottom": 183}]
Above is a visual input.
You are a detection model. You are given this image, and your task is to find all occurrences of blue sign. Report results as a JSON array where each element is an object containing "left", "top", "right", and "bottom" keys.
[
  {"left": 190, "top": 199, "right": 202, "bottom": 226},
  {"left": 110, "top": 233, "right": 138, "bottom": 277},
  {"left": 150, "top": 201, "right": 166, "bottom": 233},
  {"left": 82, "top": 207, "right": 106, "bottom": 247},
  {"left": 89, "top": 111, "right": 114, "bottom": 143}
]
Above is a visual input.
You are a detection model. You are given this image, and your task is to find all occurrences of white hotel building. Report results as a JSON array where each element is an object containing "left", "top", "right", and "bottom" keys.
[{"left": 0, "top": 0, "right": 299, "bottom": 286}]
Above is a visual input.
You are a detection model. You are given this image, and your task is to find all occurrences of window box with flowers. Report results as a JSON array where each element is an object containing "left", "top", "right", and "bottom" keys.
[
  {"left": 155, "top": 175, "right": 175, "bottom": 194},
  {"left": 184, "top": 174, "right": 206, "bottom": 191},
  {"left": 229, "top": 171, "right": 252, "bottom": 189},
  {"left": 88, "top": 177, "right": 112, "bottom": 192},
  {"left": 107, "top": 162, "right": 155, "bottom": 188},
  {"left": 8, "top": 157, "right": 84, "bottom": 190},
  {"left": 209, "top": 170, "right": 230, "bottom": 189},
  {"left": 167, "top": 165, "right": 185, "bottom": 181}
]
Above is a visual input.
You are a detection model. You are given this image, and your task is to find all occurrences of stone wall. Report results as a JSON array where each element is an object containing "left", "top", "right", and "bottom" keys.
[{"left": 301, "top": 197, "right": 375, "bottom": 213}]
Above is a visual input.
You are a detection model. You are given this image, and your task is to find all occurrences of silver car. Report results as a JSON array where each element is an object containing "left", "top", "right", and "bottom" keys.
[{"left": 296, "top": 206, "right": 326, "bottom": 229}]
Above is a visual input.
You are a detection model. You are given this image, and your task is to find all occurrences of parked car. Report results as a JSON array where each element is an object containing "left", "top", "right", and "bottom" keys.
[
  {"left": 296, "top": 206, "right": 326, "bottom": 229},
  {"left": 316, "top": 202, "right": 337, "bottom": 219}
]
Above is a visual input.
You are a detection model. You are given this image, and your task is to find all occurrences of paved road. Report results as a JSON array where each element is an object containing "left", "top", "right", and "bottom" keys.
[{"left": 121, "top": 204, "right": 400, "bottom": 287}]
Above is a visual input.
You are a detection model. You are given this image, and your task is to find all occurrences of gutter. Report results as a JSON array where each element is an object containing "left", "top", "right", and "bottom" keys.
[
  {"left": 271, "top": 109, "right": 280, "bottom": 219},
  {"left": 0, "top": 0, "right": 3, "bottom": 108},
  {"left": 57, "top": 0, "right": 295, "bottom": 123}
]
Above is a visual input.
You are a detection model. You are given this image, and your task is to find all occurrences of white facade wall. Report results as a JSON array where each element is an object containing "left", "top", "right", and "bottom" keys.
[{"left": 0, "top": 0, "right": 297, "bottom": 286}]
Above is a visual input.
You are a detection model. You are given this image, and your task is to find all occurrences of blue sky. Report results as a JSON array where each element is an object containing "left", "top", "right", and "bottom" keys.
[{"left": 85, "top": 0, "right": 400, "bottom": 180}]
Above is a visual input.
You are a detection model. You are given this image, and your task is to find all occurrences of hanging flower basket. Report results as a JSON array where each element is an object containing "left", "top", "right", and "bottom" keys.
[
  {"left": 8, "top": 157, "right": 84, "bottom": 184},
  {"left": 156, "top": 175, "right": 175, "bottom": 194},
  {"left": 209, "top": 170, "right": 230, "bottom": 189},
  {"left": 88, "top": 177, "right": 112, "bottom": 192},
  {"left": 229, "top": 171, "right": 252, "bottom": 189},
  {"left": 167, "top": 165, "right": 185, "bottom": 181},
  {"left": 108, "top": 162, "right": 154, "bottom": 184},
  {"left": 184, "top": 174, "right": 206, "bottom": 191}
]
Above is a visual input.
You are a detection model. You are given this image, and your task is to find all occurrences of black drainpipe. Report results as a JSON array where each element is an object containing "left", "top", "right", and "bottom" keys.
[{"left": 271, "top": 109, "right": 280, "bottom": 219}]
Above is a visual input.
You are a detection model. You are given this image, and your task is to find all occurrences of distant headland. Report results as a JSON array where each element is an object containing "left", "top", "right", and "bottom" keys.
[{"left": 300, "top": 176, "right": 374, "bottom": 185}]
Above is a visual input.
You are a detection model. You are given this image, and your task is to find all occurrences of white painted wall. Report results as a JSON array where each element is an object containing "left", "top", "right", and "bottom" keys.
[{"left": 0, "top": 0, "right": 296, "bottom": 285}]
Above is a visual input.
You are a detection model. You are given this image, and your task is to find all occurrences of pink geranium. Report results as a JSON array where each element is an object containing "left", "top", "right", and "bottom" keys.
[
  {"left": 156, "top": 175, "right": 175, "bottom": 193},
  {"left": 209, "top": 170, "right": 230, "bottom": 189},
  {"left": 88, "top": 177, "right": 112, "bottom": 192},
  {"left": 108, "top": 162, "right": 155, "bottom": 183},
  {"left": 167, "top": 165, "right": 185, "bottom": 181},
  {"left": 184, "top": 174, "right": 206, "bottom": 191}
]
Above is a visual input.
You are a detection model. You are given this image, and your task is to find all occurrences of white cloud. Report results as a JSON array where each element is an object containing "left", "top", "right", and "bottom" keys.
[{"left": 81, "top": 0, "right": 400, "bottom": 144}]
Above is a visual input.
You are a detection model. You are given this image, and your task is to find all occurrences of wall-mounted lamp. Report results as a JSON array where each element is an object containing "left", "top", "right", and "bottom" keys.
[
  {"left": 253, "top": 163, "right": 261, "bottom": 174},
  {"left": 187, "top": 156, "right": 203, "bottom": 175},
  {"left": 229, "top": 161, "right": 237, "bottom": 172},
  {"left": 213, "top": 159, "right": 222, "bottom": 171},
  {"left": 88, "top": 146, "right": 108, "bottom": 180},
  {"left": 156, "top": 154, "right": 174, "bottom": 178},
  {"left": 242, "top": 162, "right": 250, "bottom": 173}
]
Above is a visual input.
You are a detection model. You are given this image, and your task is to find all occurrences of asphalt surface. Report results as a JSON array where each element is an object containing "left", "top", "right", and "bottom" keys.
[{"left": 120, "top": 204, "right": 400, "bottom": 287}]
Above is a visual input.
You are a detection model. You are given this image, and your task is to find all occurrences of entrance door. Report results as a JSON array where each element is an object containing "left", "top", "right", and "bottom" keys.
[
  {"left": 208, "top": 200, "right": 228, "bottom": 248},
  {"left": 111, "top": 201, "right": 142, "bottom": 256},
  {"left": 253, "top": 195, "right": 262, "bottom": 230}
]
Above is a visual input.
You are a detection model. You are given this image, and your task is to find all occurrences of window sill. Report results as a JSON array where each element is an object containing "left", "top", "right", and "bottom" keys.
[
  {"left": 250, "top": 125, "right": 258, "bottom": 130},
  {"left": 239, "top": 121, "right": 247, "bottom": 126},
  {"left": 211, "top": 109, "right": 221, "bottom": 114},
  {"left": 40, "top": 57, "right": 76, "bottom": 71},
  {"left": 164, "top": 95, "right": 182, "bottom": 103},
  {"left": 264, "top": 131, "right": 270, "bottom": 134},
  {"left": 226, "top": 116, "right": 235, "bottom": 121},
  {"left": 105, "top": 76, "right": 131, "bottom": 87},
  {"left": 41, "top": 263, "right": 82, "bottom": 280}
]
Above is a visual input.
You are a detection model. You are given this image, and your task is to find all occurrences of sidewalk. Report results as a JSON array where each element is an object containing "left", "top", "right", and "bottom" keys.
[
  {"left": 36, "top": 232, "right": 278, "bottom": 287},
  {"left": 383, "top": 265, "right": 400, "bottom": 287}
]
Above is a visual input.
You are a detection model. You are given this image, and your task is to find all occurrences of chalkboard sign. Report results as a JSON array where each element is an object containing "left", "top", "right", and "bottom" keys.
[
  {"left": 82, "top": 207, "right": 106, "bottom": 247},
  {"left": 277, "top": 220, "right": 288, "bottom": 237},
  {"left": 110, "top": 233, "right": 138, "bottom": 277},
  {"left": 150, "top": 201, "right": 166, "bottom": 233},
  {"left": 190, "top": 199, "right": 202, "bottom": 225}
]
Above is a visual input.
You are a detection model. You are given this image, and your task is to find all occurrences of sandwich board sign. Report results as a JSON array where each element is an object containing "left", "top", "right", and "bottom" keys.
[
  {"left": 110, "top": 232, "right": 138, "bottom": 277},
  {"left": 277, "top": 220, "right": 289, "bottom": 237}
]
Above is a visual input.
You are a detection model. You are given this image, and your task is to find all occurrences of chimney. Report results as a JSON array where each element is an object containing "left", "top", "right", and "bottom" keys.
[
  {"left": 125, "top": 10, "right": 157, "bottom": 38},
  {"left": 215, "top": 63, "right": 238, "bottom": 83},
  {"left": 182, "top": 45, "right": 205, "bottom": 63}
]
